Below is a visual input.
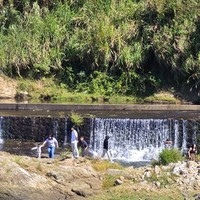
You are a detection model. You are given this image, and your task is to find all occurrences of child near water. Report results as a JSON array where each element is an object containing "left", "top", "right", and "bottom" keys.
[{"left": 31, "top": 143, "right": 42, "bottom": 158}]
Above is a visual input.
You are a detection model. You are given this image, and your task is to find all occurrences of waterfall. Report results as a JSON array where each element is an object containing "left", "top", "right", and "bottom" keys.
[
  {"left": 89, "top": 118, "right": 195, "bottom": 161},
  {"left": 53, "top": 120, "right": 59, "bottom": 138},
  {"left": 0, "top": 117, "right": 3, "bottom": 144},
  {"left": 174, "top": 120, "right": 179, "bottom": 148},
  {"left": 181, "top": 120, "right": 188, "bottom": 154},
  {"left": 63, "top": 118, "right": 68, "bottom": 146}
]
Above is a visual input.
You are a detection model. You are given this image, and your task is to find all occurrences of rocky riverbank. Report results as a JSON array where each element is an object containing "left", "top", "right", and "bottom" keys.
[
  {"left": 0, "top": 151, "right": 102, "bottom": 200},
  {"left": 0, "top": 151, "right": 200, "bottom": 200}
]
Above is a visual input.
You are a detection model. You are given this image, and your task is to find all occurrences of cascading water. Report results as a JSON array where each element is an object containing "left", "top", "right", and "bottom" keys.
[
  {"left": 0, "top": 117, "right": 3, "bottom": 144},
  {"left": 89, "top": 118, "right": 197, "bottom": 162},
  {"left": 53, "top": 120, "right": 59, "bottom": 138},
  {"left": 174, "top": 120, "right": 179, "bottom": 148},
  {"left": 182, "top": 120, "right": 188, "bottom": 154},
  {"left": 63, "top": 118, "right": 68, "bottom": 146}
]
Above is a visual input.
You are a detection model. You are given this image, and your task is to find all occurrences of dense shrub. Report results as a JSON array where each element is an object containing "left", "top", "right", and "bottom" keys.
[
  {"left": 159, "top": 149, "right": 184, "bottom": 165},
  {"left": 0, "top": 0, "right": 200, "bottom": 97}
]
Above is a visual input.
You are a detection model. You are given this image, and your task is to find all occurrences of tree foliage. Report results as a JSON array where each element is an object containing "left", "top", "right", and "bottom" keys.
[{"left": 0, "top": 0, "right": 200, "bottom": 96}]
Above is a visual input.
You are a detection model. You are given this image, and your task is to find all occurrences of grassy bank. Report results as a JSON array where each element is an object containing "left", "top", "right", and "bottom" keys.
[
  {"left": 16, "top": 77, "right": 180, "bottom": 104},
  {"left": 1, "top": 0, "right": 200, "bottom": 104}
]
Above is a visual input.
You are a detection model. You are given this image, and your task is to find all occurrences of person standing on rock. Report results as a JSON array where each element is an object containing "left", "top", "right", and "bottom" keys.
[
  {"left": 71, "top": 126, "right": 79, "bottom": 159},
  {"left": 188, "top": 144, "right": 197, "bottom": 161},
  {"left": 40, "top": 134, "right": 59, "bottom": 158},
  {"left": 101, "top": 136, "right": 113, "bottom": 163}
]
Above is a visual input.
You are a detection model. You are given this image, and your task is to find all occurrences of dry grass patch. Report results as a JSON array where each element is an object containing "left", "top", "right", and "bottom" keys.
[{"left": 91, "top": 159, "right": 124, "bottom": 172}]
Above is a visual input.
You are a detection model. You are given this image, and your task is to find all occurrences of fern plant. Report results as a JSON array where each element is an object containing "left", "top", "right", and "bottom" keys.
[{"left": 69, "top": 111, "right": 84, "bottom": 126}]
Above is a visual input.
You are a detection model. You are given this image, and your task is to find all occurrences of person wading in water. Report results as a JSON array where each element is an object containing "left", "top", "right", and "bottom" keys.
[{"left": 101, "top": 136, "right": 113, "bottom": 163}]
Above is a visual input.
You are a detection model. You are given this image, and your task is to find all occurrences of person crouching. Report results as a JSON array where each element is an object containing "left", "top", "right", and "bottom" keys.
[{"left": 79, "top": 136, "right": 88, "bottom": 157}]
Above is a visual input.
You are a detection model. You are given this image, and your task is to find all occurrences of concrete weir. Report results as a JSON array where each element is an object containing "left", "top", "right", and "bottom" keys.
[
  {"left": 0, "top": 103, "right": 200, "bottom": 118},
  {"left": 0, "top": 103, "right": 200, "bottom": 111}
]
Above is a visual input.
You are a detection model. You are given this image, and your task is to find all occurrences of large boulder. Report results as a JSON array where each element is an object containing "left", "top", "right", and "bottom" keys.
[{"left": 0, "top": 152, "right": 102, "bottom": 200}]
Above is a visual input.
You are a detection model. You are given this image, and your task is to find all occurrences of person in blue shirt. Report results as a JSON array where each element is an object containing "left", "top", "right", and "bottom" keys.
[{"left": 40, "top": 134, "right": 59, "bottom": 158}]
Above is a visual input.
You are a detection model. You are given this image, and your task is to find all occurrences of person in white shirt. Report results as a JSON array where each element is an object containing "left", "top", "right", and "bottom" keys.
[
  {"left": 31, "top": 143, "right": 42, "bottom": 158},
  {"left": 40, "top": 134, "right": 59, "bottom": 158},
  {"left": 71, "top": 127, "right": 79, "bottom": 159}
]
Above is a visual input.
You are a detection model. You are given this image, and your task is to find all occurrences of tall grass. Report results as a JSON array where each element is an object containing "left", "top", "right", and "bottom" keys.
[{"left": 0, "top": 0, "right": 200, "bottom": 97}]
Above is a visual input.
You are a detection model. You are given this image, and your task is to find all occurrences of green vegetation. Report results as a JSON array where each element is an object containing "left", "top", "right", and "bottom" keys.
[
  {"left": 0, "top": 0, "right": 200, "bottom": 102},
  {"left": 69, "top": 111, "right": 84, "bottom": 126},
  {"left": 144, "top": 91, "right": 179, "bottom": 104},
  {"left": 102, "top": 174, "right": 119, "bottom": 189},
  {"left": 60, "top": 148, "right": 71, "bottom": 159},
  {"left": 151, "top": 149, "right": 184, "bottom": 166},
  {"left": 159, "top": 149, "right": 184, "bottom": 165}
]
